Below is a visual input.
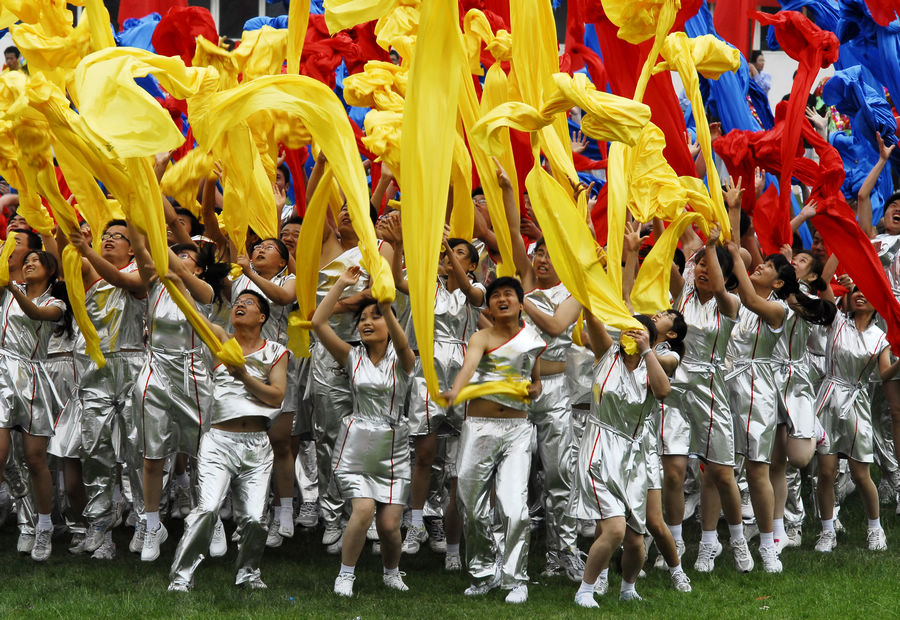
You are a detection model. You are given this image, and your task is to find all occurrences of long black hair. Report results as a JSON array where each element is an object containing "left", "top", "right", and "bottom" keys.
[
  {"left": 24, "top": 250, "right": 74, "bottom": 339},
  {"left": 660, "top": 309, "right": 687, "bottom": 359},
  {"left": 172, "top": 242, "right": 231, "bottom": 305},
  {"left": 765, "top": 254, "right": 836, "bottom": 326}
]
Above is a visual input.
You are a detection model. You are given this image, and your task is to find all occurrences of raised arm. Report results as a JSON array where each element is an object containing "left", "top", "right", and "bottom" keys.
[
  {"left": 725, "top": 241, "right": 785, "bottom": 328},
  {"left": 820, "top": 253, "right": 839, "bottom": 304},
  {"left": 310, "top": 266, "right": 357, "bottom": 365},
  {"left": 496, "top": 159, "right": 536, "bottom": 290},
  {"left": 380, "top": 299, "right": 415, "bottom": 373},
  {"left": 523, "top": 295, "right": 581, "bottom": 337},
  {"left": 622, "top": 219, "right": 642, "bottom": 312},
  {"left": 235, "top": 256, "right": 296, "bottom": 305},
  {"left": 704, "top": 224, "right": 739, "bottom": 319},
  {"left": 858, "top": 132, "right": 895, "bottom": 239},
  {"left": 200, "top": 167, "right": 228, "bottom": 251},
  {"left": 583, "top": 309, "right": 614, "bottom": 360},
  {"left": 5, "top": 285, "right": 63, "bottom": 321},
  {"left": 628, "top": 328, "right": 670, "bottom": 399},
  {"left": 443, "top": 233, "right": 484, "bottom": 307},
  {"left": 68, "top": 229, "right": 147, "bottom": 296},
  {"left": 163, "top": 269, "right": 229, "bottom": 343},
  {"left": 724, "top": 176, "right": 744, "bottom": 244}
]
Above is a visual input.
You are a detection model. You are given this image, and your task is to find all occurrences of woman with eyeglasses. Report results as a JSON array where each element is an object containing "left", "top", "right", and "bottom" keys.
[
  {"left": 230, "top": 237, "right": 298, "bottom": 547},
  {"left": 0, "top": 249, "right": 71, "bottom": 562}
]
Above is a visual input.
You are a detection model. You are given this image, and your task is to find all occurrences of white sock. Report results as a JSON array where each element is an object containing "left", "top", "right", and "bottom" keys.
[
  {"left": 669, "top": 563, "right": 685, "bottom": 576},
  {"left": 146, "top": 511, "right": 160, "bottom": 532},
  {"left": 447, "top": 543, "right": 460, "bottom": 555},
  {"left": 773, "top": 518, "right": 786, "bottom": 540},
  {"left": 278, "top": 498, "right": 292, "bottom": 522},
  {"left": 599, "top": 568, "right": 609, "bottom": 580},
  {"left": 868, "top": 518, "right": 881, "bottom": 530},
  {"left": 701, "top": 529, "right": 718, "bottom": 544},
  {"left": 728, "top": 523, "right": 745, "bottom": 542},
  {"left": 668, "top": 523, "right": 683, "bottom": 543},
  {"left": 37, "top": 513, "right": 52, "bottom": 531},
  {"left": 383, "top": 566, "right": 399, "bottom": 576},
  {"left": 175, "top": 472, "right": 189, "bottom": 488},
  {"left": 411, "top": 509, "right": 424, "bottom": 528},
  {"left": 821, "top": 518, "right": 835, "bottom": 533},
  {"left": 339, "top": 563, "right": 355, "bottom": 575},
  {"left": 577, "top": 580, "right": 594, "bottom": 596},
  {"left": 620, "top": 580, "right": 636, "bottom": 594},
  {"left": 759, "top": 531, "right": 775, "bottom": 548}
]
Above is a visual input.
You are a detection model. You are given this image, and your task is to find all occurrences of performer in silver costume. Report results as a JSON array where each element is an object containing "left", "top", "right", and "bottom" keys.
[
  {"left": 0, "top": 250, "right": 67, "bottom": 561},
  {"left": 569, "top": 314, "right": 671, "bottom": 607},
  {"left": 443, "top": 276, "right": 545, "bottom": 605},
  {"left": 168, "top": 288, "right": 288, "bottom": 592},
  {"left": 231, "top": 237, "right": 297, "bottom": 545},
  {"left": 67, "top": 220, "right": 148, "bottom": 554},
  {"left": 312, "top": 266, "right": 416, "bottom": 597},
  {"left": 813, "top": 288, "right": 900, "bottom": 553},
  {"left": 663, "top": 225, "right": 753, "bottom": 574},
  {"left": 130, "top": 234, "right": 221, "bottom": 562}
]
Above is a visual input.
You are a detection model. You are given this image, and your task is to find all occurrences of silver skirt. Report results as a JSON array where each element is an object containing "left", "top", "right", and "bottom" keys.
[
  {"left": 330, "top": 416, "right": 410, "bottom": 505},
  {"left": 0, "top": 352, "right": 61, "bottom": 437}
]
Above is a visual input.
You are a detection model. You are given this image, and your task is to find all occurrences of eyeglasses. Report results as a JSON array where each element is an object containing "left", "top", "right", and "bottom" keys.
[
  {"left": 255, "top": 244, "right": 279, "bottom": 253},
  {"left": 101, "top": 232, "right": 130, "bottom": 243},
  {"left": 177, "top": 252, "right": 197, "bottom": 262},
  {"left": 234, "top": 298, "right": 259, "bottom": 308}
]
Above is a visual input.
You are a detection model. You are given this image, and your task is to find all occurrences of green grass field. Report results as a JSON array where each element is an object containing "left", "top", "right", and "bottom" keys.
[{"left": 2, "top": 487, "right": 899, "bottom": 619}]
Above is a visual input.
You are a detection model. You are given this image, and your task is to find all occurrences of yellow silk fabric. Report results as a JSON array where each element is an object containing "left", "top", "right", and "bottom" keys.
[
  {"left": 234, "top": 26, "right": 288, "bottom": 81},
  {"left": 286, "top": 0, "right": 311, "bottom": 75},
  {"left": 606, "top": 142, "right": 626, "bottom": 296},
  {"left": 0, "top": 232, "right": 17, "bottom": 287},
  {"left": 83, "top": 0, "right": 116, "bottom": 51},
  {"left": 9, "top": 18, "right": 92, "bottom": 89},
  {"left": 448, "top": 124, "right": 474, "bottom": 240},
  {"left": 624, "top": 124, "right": 687, "bottom": 223},
  {"left": 193, "top": 37, "right": 240, "bottom": 89},
  {"left": 461, "top": 9, "right": 511, "bottom": 74},
  {"left": 193, "top": 74, "right": 394, "bottom": 302},
  {"left": 400, "top": 0, "right": 464, "bottom": 408},
  {"left": 324, "top": 0, "right": 398, "bottom": 34},
  {"left": 63, "top": 244, "right": 104, "bottom": 365},
  {"left": 453, "top": 380, "right": 531, "bottom": 406},
  {"left": 159, "top": 149, "right": 214, "bottom": 218}
]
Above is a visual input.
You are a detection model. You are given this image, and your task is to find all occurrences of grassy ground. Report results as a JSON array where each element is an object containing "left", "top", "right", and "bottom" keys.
[{"left": 1, "top": 486, "right": 900, "bottom": 619}]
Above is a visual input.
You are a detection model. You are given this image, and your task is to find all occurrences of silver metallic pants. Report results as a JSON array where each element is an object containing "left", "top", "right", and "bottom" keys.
[
  {"left": 528, "top": 373, "right": 577, "bottom": 553},
  {"left": 457, "top": 416, "right": 532, "bottom": 588},
  {"left": 79, "top": 352, "right": 145, "bottom": 524},
  {"left": 295, "top": 439, "right": 319, "bottom": 503},
  {"left": 170, "top": 429, "right": 273, "bottom": 586}
]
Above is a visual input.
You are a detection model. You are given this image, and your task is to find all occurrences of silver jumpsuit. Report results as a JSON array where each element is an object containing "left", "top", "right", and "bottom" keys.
[
  {"left": 815, "top": 314, "right": 888, "bottom": 463},
  {"left": 170, "top": 340, "right": 287, "bottom": 587},
  {"left": 134, "top": 281, "right": 213, "bottom": 459},
  {"left": 523, "top": 283, "right": 578, "bottom": 555},
  {"left": 456, "top": 324, "right": 546, "bottom": 589},
  {"left": 330, "top": 344, "right": 412, "bottom": 504},
  {"left": 569, "top": 343, "right": 654, "bottom": 534},
  {"left": 0, "top": 285, "right": 65, "bottom": 437},
  {"left": 725, "top": 298, "right": 785, "bottom": 463},
  {"left": 78, "top": 263, "right": 147, "bottom": 525},
  {"left": 662, "top": 281, "right": 738, "bottom": 465}
]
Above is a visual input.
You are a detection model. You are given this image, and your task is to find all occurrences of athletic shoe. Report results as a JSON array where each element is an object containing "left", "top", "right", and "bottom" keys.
[
  {"left": 541, "top": 551, "right": 563, "bottom": 577},
  {"left": 243, "top": 576, "right": 267, "bottom": 590},
  {"left": 743, "top": 522, "right": 759, "bottom": 541},
  {"left": 620, "top": 589, "right": 643, "bottom": 601},
  {"left": 773, "top": 536, "right": 786, "bottom": 555},
  {"left": 670, "top": 569, "right": 692, "bottom": 592},
  {"left": 558, "top": 548, "right": 586, "bottom": 582},
  {"left": 731, "top": 538, "right": 754, "bottom": 572},
  {"left": 505, "top": 584, "right": 528, "bottom": 604},
  {"left": 326, "top": 533, "right": 343, "bottom": 555},
  {"left": 878, "top": 478, "right": 893, "bottom": 505},
  {"left": 129, "top": 520, "right": 146, "bottom": 554},
  {"left": 31, "top": 529, "right": 52, "bottom": 562},
  {"left": 142, "top": 523, "right": 168, "bottom": 562},
  {"left": 814, "top": 530, "right": 837, "bottom": 552},
  {"left": 210, "top": 518, "right": 227, "bottom": 557},
  {"left": 114, "top": 500, "right": 127, "bottom": 528},
  {"left": 693, "top": 541, "right": 722, "bottom": 572},
  {"left": 266, "top": 517, "right": 283, "bottom": 548},
  {"left": 834, "top": 473, "right": 855, "bottom": 503},
  {"left": 833, "top": 517, "right": 845, "bottom": 533},
  {"left": 464, "top": 567, "right": 501, "bottom": 596},
  {"left": 17, "top": 533, "right": 35, "bottom": 554},
  {"left": 654, "top": 539, "right": 685, "bottom": 570},
  {"left": 91, "top": 532, "right": 116, "bottom": 560},
  {"left": 578, "top": 519, "right": 596, "bottom": 538},
  {"left": 445, "top": 552, "right": 462, "bottom": 571},
  {"left": 594, "top": 576, "right": 609, "bottom": 595},
  {"left": 231, "top": 528, "right": 240, "bottom": 543},
  {"left": 295, "top": 501, "right": 319, "bottom": 528},
  {"left": 366, "top": 520, "right": 379, "bottom": 540},
  {"left": 759, "top": 545, "right": 782, "bottom": 573},
  {"left": 334, "top": 573, "right": 355, "bottom": 597},
  {"left": 867, "top": 527, "right": 888, "bottom": 551},
  {"left": 401, "top": 523, "right": 428, "bottom": 554},
  {"left": 322, "top": 523, "right": 343, "bottom": 546},
  {"left": 69, "top": 532, "right": 87, "bottom": 555},
  {"left": 220, "top": 494, "right": 233, "bottom": 521},
  {"left": 383, "top": 571, "right": 409, "bottom": 592},
  {"left": 372, "top": 539, "right": 381, "bottom": 555},
  {"left": 171, "top": 485, "right": 191, "bottom": 519},
  {"left": 741, "top": 489, "right": 754, "bottom": 520},
  {"left": 784, "top": 525, "right": 802, "bottom": 548},
  {"left": 425, "top": 517, "right": 447, "bottom": 553},
  {"left": 278, "top": 511, "right": 294, "bottom": 538},
  {"left": 168, "top": 579, "right": 190, "bottom": 593},
  {"left": 84, "top": 520, "right": 110, "bottom": 553},
  {"left": 575, "top": 590, "right": 599, "bottom": 608}
]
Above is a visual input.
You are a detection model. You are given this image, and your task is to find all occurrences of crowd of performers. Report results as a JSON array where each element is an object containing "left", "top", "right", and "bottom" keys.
[{"left": 2, "top": 129, "right": 900, "bottom": 606}]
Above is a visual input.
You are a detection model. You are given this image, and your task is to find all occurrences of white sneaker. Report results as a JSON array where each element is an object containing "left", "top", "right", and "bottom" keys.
[
  {"left": 210, "top": 518, "right": 227, "bottom": 557},
  {"left": 814, "top": 530, "right": 837, "bottom": 552},
  {"left": 654, "top": 539, "right": 685, "bottom": 570},
  {"left": 877, "top": 478, "right": 893, "bottom": 504},
  {"left": 295, "top": 501, "right": 319, "bottom": 528},
  {"left": 558, "top": 549, "right": 587, "bottom": 582},
  {"left": 833, "top": 517, "right": 845, "bottom": 533},
  {"left": 171, "top": 485, "right": 191, "bottom": 519},
  {"left": 31, "top": 529, "right": 53, "bottom": 562},
  {"left": 168, "top": 579, "right": 190, "bottom": 593},
  {"left": 670, "top": 568, "right": 692, "bottom": 592},
  {"left": 266, "top": 517, "right": 283, "bottom": 548},
  {"left": 142, "top": 523, "right": 168, "bottom": 562},
  {"left": 693, "top": 541, "right": 722, "bottom": 572},
  {"left": 867, "top": 527, "right": 887, "bottom": 551},
  {"left": 541, "top": 551, "right": 563, "bottom": 577},
  {"left": 278, "top": 512, "right": 294, "bottom": 538},
  {"left": 84, "top": 520, "right": 110, "bottom": 553},
  {"left": 731, "top": 538, "right": 754, "bottom": 572},
  {"left": 326, "top": 532, "right": 343, "bottom": 555},
  {"left": 17, "top": 533, "right": 35, "bottom": 554},
  {"left": 445, "top": 552, "right": 462, "bottom": 571},
  {"left": 367, "top": 520, "right": 379, "bottom": 540},
  {"left": 464, "top": 569, "right": 501, "bottom": 596},
  {"left": 383, "top": 571, "right": 409, "bottom": 592},
  {"left": 91, "top": 531, "right": 116, "bottom": 560},
  {"left": 68, "top": 532, "right": 87, "bottom": 555},
  {"left": 575, "top": 590, "right": 599, "bottom": 608},
  {"left": 401, "top": 523, "right": 428, "bottom": 554},
  {"left": 784, "top": 525, "right": 802, "bottom": 548},
  {"left": 578, "top": 519, "right": 596, "bottom": 538},
  {"left": 129, "top": 520, "right": 146, "bottom": 554},
  {"left": 322, "top": 524, "right": 343, "bottom": 546},
  {"left": 243, "top": 576, "right": 267, "bottom": 590},
  {"left": 759, "top": 545, "right": 782, "bottom": 573},
  {"left": 594, "top": 575, "right": 609, "bottom": 595},
  {"left": 425, "top": 517, "right": 447, "bottom": 553},
  {"left": 620, "top": 589, "right": 643, "bottom": 601},
  {"left": 334, "top": 573, "right": 355, "bottom": 597},
  {"left": 505, "top": 584, "right": 528, "bottom": 604}
]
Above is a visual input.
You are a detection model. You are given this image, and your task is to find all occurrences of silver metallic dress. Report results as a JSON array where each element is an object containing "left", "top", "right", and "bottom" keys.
[
  {"left": 569, "top": 343, "right": 654, "bottom": 534},
  {"left": 457, "top": 323, "right": 546, "bottom": 589},
  {"left": 724, "top": 298, "right": 785, "bottom": 463},
  {"left": 134, "top": 281, "right": 213, "bottom": 459},
  {"left": 647, "top": 344, "right": 680, "bottom": 490},
  {"left": 774, "top": 299, "right": 818, "bottom": 439},
  {"left": 46, "top": 326, "right": 80, "bottom": 458},
  {"left": 170, "top": 340, "right": 286, "bottom": 587},
  {"left": 0, "top": 285, "right": 65, "bottom": 436},
  {"left": 330, "top": 344, "right": 412, "bottom": 504},
  {"left": 815, "top": 314, "right": 888, "bottom": 463}
]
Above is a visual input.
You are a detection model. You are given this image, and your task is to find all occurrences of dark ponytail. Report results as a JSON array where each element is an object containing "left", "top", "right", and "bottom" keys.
[{"left": 765, "top": 254, "right": 836, "bottom": 326}]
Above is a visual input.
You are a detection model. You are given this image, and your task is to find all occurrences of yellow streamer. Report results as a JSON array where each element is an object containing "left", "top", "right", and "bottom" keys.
[
  {"left": 0, "top": 232, "right": 18, "bottom": 287},
  {"left": 287, "top": 0, "right": 311, "bottom": 75}
]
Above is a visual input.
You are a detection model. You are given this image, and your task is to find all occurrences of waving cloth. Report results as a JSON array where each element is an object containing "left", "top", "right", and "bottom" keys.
[
  {"left": 0, "top": 232, "right": 18, "bottom": 287},
  {"left": 751, "top": 11, "right": 840, "bottom": 226}
]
